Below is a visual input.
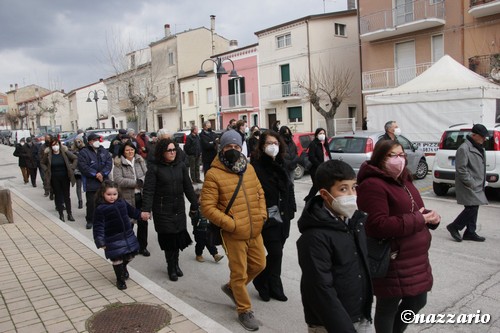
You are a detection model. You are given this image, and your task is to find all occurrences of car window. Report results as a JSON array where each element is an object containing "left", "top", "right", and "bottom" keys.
[
  {"left": 173, "top": 133, "right": 185, "bottom": 144},
  {"left": 299, "top": 135, "right": 312, "bottom": 149},
  {"left": 442, "top": 130, "right": 495, "bottom": 151},
  {"left": 329, "top": 137, "right": 366, "bottom": 153},
  {"left": 398, "top": 136, "right": 412, "bottom": 150}
]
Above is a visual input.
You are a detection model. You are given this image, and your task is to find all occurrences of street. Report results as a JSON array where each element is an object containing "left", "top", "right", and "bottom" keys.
[{"left": 1, "top": 143, "right": 499, "bottom": 333}]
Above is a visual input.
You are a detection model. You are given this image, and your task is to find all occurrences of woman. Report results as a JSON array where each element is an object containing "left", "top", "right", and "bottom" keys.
[
  {"left": 278, "top": 126, "right": 299, "bottom": 183},
  {"left": 41, "top": 137, "right": 78, "bottom": 222},
  {"left": 304, "top": 128, "right": 331, "bottom": 202},
  {"left": 246, "top": 125, "right": 260, "bottom": 161},
  {"left": 251, "top": 130, "right": 296, "bottom": 302},
  {"left": 13, "top": 138, "right": 29, "bottom": 184},
  {"left": 141, "top": 138, "right": 198, "bottom": 281},
  {"left": 113, "top": 141, "right": 150, "bottom": 257},
  {"left": 71, "top": 137, "right": 86, "bottom": 209},
  {"left": 357, "top": 140, "right": 441, "bottom": 333}
]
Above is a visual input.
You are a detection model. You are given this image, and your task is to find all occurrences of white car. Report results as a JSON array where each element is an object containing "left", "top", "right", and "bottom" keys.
[{"left": 432, "top": 123, "right": 500, "bottom": 196}]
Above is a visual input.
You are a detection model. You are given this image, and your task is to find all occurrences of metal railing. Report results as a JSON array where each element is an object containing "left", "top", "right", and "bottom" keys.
[
  {"left": 220, "top": 92, "right": 253, "bottom": 110},
  {"left": 362, "top": 62, "right": 433, "bottom": 90},
  {"left": 261, "top": 81, "right": 303, "bottom": 101}
]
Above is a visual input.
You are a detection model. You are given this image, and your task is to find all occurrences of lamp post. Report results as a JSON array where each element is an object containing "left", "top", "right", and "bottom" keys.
[
  {"left": 86, "top": 90, "right": 108, "bottom": 129},
  {"left": 197, "top": 57, "right": 238, "bottom": 131}
]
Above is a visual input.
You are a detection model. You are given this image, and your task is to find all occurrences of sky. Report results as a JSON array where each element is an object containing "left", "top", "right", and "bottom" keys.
[{"left": 0, "top": 0, "right": 348, "bottom": 94}]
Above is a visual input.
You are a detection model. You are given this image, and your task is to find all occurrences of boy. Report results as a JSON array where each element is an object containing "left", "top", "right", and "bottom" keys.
[{"left": 297, "top": 160, "right": 373, "bottom": 333}]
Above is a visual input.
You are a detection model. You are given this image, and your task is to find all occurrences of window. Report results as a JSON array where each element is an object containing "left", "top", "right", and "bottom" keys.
[
  {"left": 228, "top": 77, "right": 245, "bottom": 106},
  {"left": 206, "top": 87, "right": 213, "bottom": 104},
  {"left": 334, "top": 23, "right": 346, "bottom": 36},
  {"left": 188, "top": 91, "right": 194, "bottom": 106},
  {"left": 348, "top": 106, "right": 356, "bottom": 119},
  {"left": 169, "top": 83, "right": 175, "bottom": 96},
  {"left": 431, "top": 34, "right": 444, "bottom": 62},
  {"left": 276, "top": 33, "right": 291, "bottom": 48},
  {"left": 182, "top": 92, "right": 185, "bottom": 104},
  {"left": 288, "top": 106, "right": 302, "bottom": 122},
  {"left": 168, "top": 52, "right": 174, "bottom": 66}
]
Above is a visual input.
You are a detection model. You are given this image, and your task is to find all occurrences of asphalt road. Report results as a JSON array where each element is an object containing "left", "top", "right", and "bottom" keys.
[{"left": 2, "top": 144, "right": 499, "bottom": 333}]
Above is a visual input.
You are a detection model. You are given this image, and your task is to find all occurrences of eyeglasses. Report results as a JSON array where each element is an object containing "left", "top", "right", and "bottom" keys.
[
  {"left": 265, "top": 141, "right": 279, "bottom": 146},
  {"left": 165, "top": 148, "right": 177, "bottom": 153},
  {"left": 387, "top": 152, "right": 407, "bottom": 158}
]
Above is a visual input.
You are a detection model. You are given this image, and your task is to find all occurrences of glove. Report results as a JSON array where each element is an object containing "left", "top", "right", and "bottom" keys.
[{"left": 136, "top": 179, "right": 144, "bottom": 188}]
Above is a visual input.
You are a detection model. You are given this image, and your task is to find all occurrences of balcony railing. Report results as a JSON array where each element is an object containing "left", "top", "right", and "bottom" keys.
[
  {"left": 360, "top": 0, "right": 445, "bottom": 42},
  {"left": 153, "top": 94, "right": 178, "bottom": 110},
  {"left": 261, "top": 81, "right": 303, "bottom": 102},
  {"left": 221, "top": 92, "right": 253, "bottom": 110},
  {"left": 468, "top": 0, "right": 500, "bottom": 17},
  {"left": 362, "top": 62, "right": 433, "bottom": 91}
]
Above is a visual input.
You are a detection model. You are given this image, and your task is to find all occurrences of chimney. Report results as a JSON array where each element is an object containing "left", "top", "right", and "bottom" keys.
[
  {"left": 164, "top": 24, "right": 171, "bottom": 37},
  {"left": 9, "top": 84, "right": 13, "bottom": 90},
  {"left": 210, "top": 15, "right": 216, "bottom": 32},
  {"left": 229, "top": 40, "right": 238, "bottom": 50}
]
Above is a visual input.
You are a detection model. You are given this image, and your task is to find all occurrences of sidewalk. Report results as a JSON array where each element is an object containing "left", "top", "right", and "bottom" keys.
[{"left": 0, "top": 188, "right": 230, "bottom": 333}]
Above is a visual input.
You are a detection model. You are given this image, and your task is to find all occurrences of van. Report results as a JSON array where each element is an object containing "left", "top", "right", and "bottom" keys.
[{"left": 10, "top": 130, "right": 31, "bottom": 146}]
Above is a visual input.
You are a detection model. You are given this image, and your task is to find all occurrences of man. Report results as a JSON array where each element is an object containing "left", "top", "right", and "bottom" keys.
[
  {"left": 382, "top": 121, "right": 400, "bottom": 141},
  {"left": 145, "top": 132, "right": 158, "bottom": 166},
  {"left": 24, "top": 137, "right": 39, "bottom": 187},
  {"left": 227, "top": 118, "right": 237, "bottom": 131},
  {"left": 109, "top": 129, "right": 129, "bottom": 158},
  {"left": 201, "top": 130, "right": 267, "bottom": 331},
  {"left": 184, "top": 125, "right": 202, "bottom": 183},
  {"left": 446, "top": 124, "right": 489, "bottom": 242},
  {"left": 135, "top": 129, "right": 149, "bottom": 159},
  {"left": 78, "top": 133, "right": 113, "bottom": 229},
  {"left": 199, "top": 121, "right": 218, "bottom": 174},
  {"left": 235, "top": 119, "right": 249, "bottom": 158}
]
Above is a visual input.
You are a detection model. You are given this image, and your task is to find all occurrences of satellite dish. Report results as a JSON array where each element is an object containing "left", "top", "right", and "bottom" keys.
[{"left": 490, "top": 67, "right": 500, "bottom": 83}]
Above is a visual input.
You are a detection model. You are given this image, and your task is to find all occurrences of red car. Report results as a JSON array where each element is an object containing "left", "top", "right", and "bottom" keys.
[{"left": 292, "top": 132, "right": 315, "bottom": 179}]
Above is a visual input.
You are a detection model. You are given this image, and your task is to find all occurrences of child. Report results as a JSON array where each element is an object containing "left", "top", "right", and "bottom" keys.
[
  {"left": 93, "top": 180, "right": 149, "bottom": 290},
  {"left": 191, "top": 188, "right": 224, "bottom": 263},
  {"left": 296, "top": 160, "right": 374, "bottom": 333}
]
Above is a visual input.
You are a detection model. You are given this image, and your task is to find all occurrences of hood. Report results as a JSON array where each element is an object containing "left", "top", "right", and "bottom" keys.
[{"left": 297, "top": 196, "right": 350, "bottom": 234}]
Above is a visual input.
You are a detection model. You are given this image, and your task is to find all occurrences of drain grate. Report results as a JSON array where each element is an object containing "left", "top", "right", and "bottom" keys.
[{"left": 86, "top": 302, "right": 172, "bottom": 333}]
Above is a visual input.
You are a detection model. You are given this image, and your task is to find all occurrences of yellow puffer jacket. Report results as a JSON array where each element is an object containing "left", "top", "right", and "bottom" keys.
[{"left": 201, "top": 156, "right": 267, "bottom": 240}]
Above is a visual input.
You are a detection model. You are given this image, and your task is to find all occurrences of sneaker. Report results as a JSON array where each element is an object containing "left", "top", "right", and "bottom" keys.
[
  {"left": 238, "top": 311, "right": 259, "bottom": 331},
  {"left": 221, "top": 283, "right": 236, "bottom": 305},
  {"left": 196, "top": 255, "right": 205, "bottom": 262},
  {"left": 462, "top": 233, "right": 486, "bottom": 242},
  {"left": 213, "top": 254, "right": 224, "bottom": 262}
]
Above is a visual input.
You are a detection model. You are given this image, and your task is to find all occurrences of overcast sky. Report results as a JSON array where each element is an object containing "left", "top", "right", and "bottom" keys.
[{"left": 0, "top": 0, "right": 348, "bottom": 94}]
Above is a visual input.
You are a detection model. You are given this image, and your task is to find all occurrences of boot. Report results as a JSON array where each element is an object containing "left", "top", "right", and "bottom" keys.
[
  {"left": 67, "top": 212, "right": 75, "bottom": 222},
  {"left": 165, "top": 251, "right": 178, "bottom": 281},
  {"left": 123, "top": 261, "right": 130, "bottom": 280},
  {"left": 58, "top": 210, "right": 65, "bottom": 222},
  {"left": 174, "top": 250, "right": 183, "bottom": 277},
  {"left": 112, "top": 264, "right": 127, "bottom": 290},
  {"left": 78, "top": 200, "right": 83, "bottom": 209},
  {"left": 49, "top": 192, "right": 54, "bottom": 200}
]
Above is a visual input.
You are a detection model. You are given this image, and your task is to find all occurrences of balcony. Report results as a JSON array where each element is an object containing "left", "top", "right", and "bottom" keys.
[
  {"left": 360, "top": 0, "right": 445, "bottom": 42},
  {"left": 118, "top": 99, "right": 134, "bottom": 112},
  {"left": 468, "top": 0, "right": 500, "bottom": 18},
  {"left": 220, "top": 92, "right": 253, "bottom": 111},
  {"left": 261, "top": 82, "right": 303, "bottom": 103},
  {"left": 362, "top": 62, "right": 433, "bottom": 91},
  {"left": 153, "top": 94, "right": 178, "bottom": 110}
]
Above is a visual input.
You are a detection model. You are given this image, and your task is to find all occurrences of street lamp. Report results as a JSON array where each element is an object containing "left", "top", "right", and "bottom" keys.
[
  {"left": 86, "top": 90, "right": 108, "bottom": 129},
  {"left": 197, "top": 57, "right": 238, "bottom": 130}
]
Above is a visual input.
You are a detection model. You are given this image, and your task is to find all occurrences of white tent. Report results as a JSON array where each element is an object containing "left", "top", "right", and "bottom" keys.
[{"left": 366, "top": 55, "right": 500, "bottom": 142}]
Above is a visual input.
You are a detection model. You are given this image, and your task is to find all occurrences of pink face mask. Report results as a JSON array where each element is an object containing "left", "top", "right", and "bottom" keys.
[{"left": 385, "top": 156, "right": 405, "bottom": 178}]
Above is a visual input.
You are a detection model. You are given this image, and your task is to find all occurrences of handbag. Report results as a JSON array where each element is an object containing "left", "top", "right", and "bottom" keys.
[
  {"left": 207, "top": 174, "right": 243, "bottom": 246},
  {"left": 366, "top": 237, "right": 391, "bottom": 278}
]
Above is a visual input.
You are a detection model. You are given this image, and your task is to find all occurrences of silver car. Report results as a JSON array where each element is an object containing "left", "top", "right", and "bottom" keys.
[{"left": 329, "top": 131, "right": 428, "bottom": 179}]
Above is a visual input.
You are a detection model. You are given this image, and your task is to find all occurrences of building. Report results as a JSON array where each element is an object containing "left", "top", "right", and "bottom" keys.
[
  {"left": 256, "top": 10, "right": 362, "bottom": 134},
  {"left": 0, "top": 92, "right": 8, "bottom": 130},
  {"left": 5, "top": 84, "right": 52, "bottom": 132},
  {"left": 66, "top": 80, "right": 109, "bottom": 131}
]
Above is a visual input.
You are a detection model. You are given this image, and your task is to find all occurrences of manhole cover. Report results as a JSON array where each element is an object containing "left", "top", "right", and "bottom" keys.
[{"left": 86, "top": 302, "right": 172, "bottom": 333}]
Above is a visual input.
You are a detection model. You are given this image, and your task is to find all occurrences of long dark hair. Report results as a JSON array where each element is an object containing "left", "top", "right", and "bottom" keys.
[
  {"left": 253, "top": 130, "right": 285, "bottom": 162},
  {"left": 370, "top": 140, "right": 410, "bottom": 181},
  {"left": 154, "top": 138, "right": 179, "bottom": 163}
]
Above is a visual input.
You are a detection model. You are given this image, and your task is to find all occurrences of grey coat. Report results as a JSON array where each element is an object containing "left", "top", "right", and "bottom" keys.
[
  {"left": 455, "top": 137, "right": 488, "bottom": 206},
  {"left": 113, "top": 155, "right": 147, "bottom": 208}
]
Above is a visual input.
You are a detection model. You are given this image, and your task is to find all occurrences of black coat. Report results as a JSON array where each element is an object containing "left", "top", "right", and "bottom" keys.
[
  {"left": 13, "top": 144, "right": 27, "bottom": 167},
  {"left": 184, "top": 133, "right": 201, "bottom": 156},
  {"left": 142, "top": 157, "right": 199, "bottom": 234},
  {"left": 297, "top": 197, "right": 373, "bottom": 332},
  {"left": 308, "top": 138, "right": 331, "bottom": 176},
  {"left": 199, "top": 129, "right": 218, "bottom": 165},
  {"left": 93, "top": 199, "right": 140, "bottom": 259},
  {"left": 282, "top": 137, "right": 299, "bottom": 171},
  {"left": 251, "top": 154, "right": 296, "bottom": 241}
]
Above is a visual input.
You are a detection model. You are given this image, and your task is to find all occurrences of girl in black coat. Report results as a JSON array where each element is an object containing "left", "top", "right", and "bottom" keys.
[
  {"left": 304, "top": 128, "right": 331, "bottom": 202},
  {"left": 251, "top": 130, "right": 296, "bottom": 302},
  {"left": 141, "top": 139, "right": 199, "bottom": 281},
  {"left": 93, "top": 181, "right": 148, "bottom": 290}
]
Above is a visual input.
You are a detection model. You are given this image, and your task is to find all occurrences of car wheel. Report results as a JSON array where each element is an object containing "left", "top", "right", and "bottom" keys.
[
  {"left": 414, "top": 159, "right": 428, "bottom": 180},
  {"left": 294, "top": 164, "right": 305, "bottom": 180},
  {"left": 433, "top": 182, "right": 449, "bottom": 196}
]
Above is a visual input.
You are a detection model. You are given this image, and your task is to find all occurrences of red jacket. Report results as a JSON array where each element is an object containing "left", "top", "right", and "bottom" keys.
[
  {"left": 357, "top": 162, "right": 437, "bottom": 298},
  {"left": 135, "top": 134, "right": 149, "bottom": 158}
]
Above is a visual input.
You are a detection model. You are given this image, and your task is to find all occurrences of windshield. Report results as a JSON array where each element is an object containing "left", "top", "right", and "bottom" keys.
[{"left": 442, "top": 130, "right": 494, "bottom": 151}]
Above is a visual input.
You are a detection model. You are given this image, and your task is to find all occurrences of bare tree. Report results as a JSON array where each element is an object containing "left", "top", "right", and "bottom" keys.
[{"left": 299, "top": 62, "right": 353, "bottom": 136}]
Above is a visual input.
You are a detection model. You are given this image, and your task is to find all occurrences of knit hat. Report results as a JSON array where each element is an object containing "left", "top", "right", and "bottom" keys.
[{"left": 219, "top": 130, "right": 242, "bottom": 149}]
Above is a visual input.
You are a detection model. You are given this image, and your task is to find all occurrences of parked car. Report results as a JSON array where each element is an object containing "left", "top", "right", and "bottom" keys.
[
  {"left": 9, "top": 130, "right": 31, "bottom": 146},
  {"left": 292, "top": 132, "right": 315, "bottom": 179},
  {"left": 173, "top": 130, "right": 191, "bottom": 150},
  {"left": 432, "top": 123, "right": 500, "bottom": 196},
  {"left": 85, "top": 128, "right": 119, "bottom": 147},
  {"left": 329, "top": 131, "right": 428, "bottom": 180},
  {"left": 0, "top": 130, "right": 11, "bottom": 145},
  {"left": 102, "top": 133, "right": 119, "bottom": 150}
]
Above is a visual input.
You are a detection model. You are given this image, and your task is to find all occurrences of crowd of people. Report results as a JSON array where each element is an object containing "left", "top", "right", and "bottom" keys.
[{"left": 12, "top": 119, "right": 492, "bottom": 333}]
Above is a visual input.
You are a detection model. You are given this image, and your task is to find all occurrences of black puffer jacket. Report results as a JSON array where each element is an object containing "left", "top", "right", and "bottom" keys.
[
  {"left": 297, "top": 196, "right": 373, "bottom": 332},
  {"left": 307, "top": 138, "right": 331, "bottom": 176},
  {"left": 142, "top": 155, "right": 198, "bottom": 234}
]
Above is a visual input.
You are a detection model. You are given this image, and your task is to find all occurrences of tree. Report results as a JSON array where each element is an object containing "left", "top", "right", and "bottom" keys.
[{"left": 299, "top": 62, "right": 353, "bottom": 137}]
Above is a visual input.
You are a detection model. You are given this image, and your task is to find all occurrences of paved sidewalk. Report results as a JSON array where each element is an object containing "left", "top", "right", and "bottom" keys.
[{"left": 0, "top": 188, "right": 230, "bottom": 333}]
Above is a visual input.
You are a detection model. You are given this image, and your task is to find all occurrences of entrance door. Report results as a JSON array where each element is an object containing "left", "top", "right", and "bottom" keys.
[
  {"left": 157, "top": 115, "right": 163, "bottom": 129},
  {"left": 395, "top": 41, "right": 415, "bottom": 85},
  {"left": 267, "top": 109, "right": 277, "bottom": 129}
]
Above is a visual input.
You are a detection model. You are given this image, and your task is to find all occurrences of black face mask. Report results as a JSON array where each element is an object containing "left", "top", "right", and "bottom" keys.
[
  {"left": 253, "top": 131, "right": 261, "bottom": 137},
  {"left": 224, "top": 149, "right": 241, "bottom": 164}
]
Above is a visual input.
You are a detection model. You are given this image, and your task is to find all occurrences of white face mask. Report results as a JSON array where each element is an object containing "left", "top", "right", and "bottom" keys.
[
  {"left": 317, "top": 134, "right": 326, "bottom": 141},
  {"left": 264, "top": 144, "right": 279, "bottom": 158},
  {"left": 92, "top": 141, "right": 100, "bottom": 148},
  {"left": 52, "top": 145, "right": 60, "bottom": 152},
  {"left": 394, "top": 128, "right": 402, "bottom": 136},
  {"left": 327, "top": 193, "right": 358, "bottom": 218}
]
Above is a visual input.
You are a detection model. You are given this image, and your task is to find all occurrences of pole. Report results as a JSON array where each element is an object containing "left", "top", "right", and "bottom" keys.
[
  {"left": 217, "top": 72, "right": 223, "bottom": 131},
  {"left": 94, "top": 92, "right": 99, "bottom": 129}
]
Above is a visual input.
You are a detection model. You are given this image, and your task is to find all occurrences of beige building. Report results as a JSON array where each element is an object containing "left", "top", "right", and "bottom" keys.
[
  {"left": 256, "top": 10, "right": 362, "bottom": 134},
  {"left": 359, "top": 0, "right": 500, "bottom": 119}
]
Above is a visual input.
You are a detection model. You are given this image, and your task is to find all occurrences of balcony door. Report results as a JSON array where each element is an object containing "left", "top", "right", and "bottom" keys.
[
  {"left": 228, "top": 77, "right": 245, "bottom": 107},
  {"left": 395, "top": 41, "right": 416, "bottom": 86},
  {"left": 395, "top": 0, "right": 414, "bottom": 26},
  {"left": 280, "top": 64, "right": 291, "bottom": 97}
]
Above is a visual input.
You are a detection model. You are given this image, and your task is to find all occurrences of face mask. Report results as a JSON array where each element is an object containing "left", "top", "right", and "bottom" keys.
[
  {"left": 20, "top": 142, "right": 25, "bottom": 146},
  {"left": 253, "top": 131, "right": 261, "bottom": 137},
  {"left": 52, "top": 145, "right": 60, "bottom": 152},
  {"left": 327, "top": 192, "right": 358, "bottom": 218},
  {"left": 385, "top": 156, "right": 405, "bottom": 178},
  {"left": 317, "top": 134, "right": 326, "bottom": 141},
  {"left": 92, "top": 141, "right": 100, "bottom": 148},
  {"left": 264, "top": 144, "right": 279, "bottom": 158},
  {"left": 223, "top": 149, "right": 241, "bottom": 164},
  {"left": 394, "top": 128, "right": 402, "bottom": 136},
  {"left": 244, "top": 127, "right": 249, "bottom": 134}
]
